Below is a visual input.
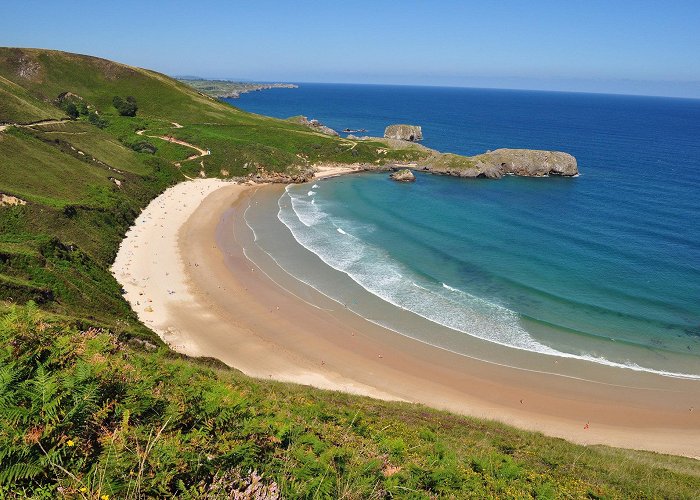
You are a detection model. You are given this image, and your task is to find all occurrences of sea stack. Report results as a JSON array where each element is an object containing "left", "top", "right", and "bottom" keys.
[
  {"left": 390, "top": 169, "right": 416, "bottom": 182},
  {"left": 385, "top": 124, "right": 423, "bottom": 142}
]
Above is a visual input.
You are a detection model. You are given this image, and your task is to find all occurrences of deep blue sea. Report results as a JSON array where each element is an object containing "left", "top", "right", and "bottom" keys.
[{"left": 229, "top": 84, "right": 700, "bottom": 378}]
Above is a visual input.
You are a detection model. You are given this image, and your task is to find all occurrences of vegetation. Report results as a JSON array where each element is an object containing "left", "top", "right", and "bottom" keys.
[
  {"left": 0, "top": 47, "right": 698, "bottom": 497},
  {"left": 2, "top": 303, "right": 699, "bottom": 499},
  {"left": 113, "top": 96, "right": 138, "bottom": 117}
]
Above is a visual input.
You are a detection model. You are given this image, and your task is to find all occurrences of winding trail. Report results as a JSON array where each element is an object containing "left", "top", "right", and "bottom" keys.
[
  {"left": 136, "top": 126, "right": 210, "bottom": 158},
  {"left": 135, "top": 123, "right": 212, "bottom": 180},
  {"left": 0, "top": 118, "right": 71, "bottom": 133}
]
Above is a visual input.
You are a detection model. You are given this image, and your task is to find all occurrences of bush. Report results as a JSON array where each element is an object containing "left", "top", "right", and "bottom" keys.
[
  {"left": 87, "top": 111, "right": 108, "bottom": 129},
  {"left": 113, "top": 95, "right": 138, "bottom": 117},
  {"left": 130, "top": 141, "right": 157, "bottom": 154},
  {"left": 64, "top": 102, "right": 79, "bottom": 120}
]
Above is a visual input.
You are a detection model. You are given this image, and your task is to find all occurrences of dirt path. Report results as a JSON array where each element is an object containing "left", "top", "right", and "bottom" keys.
[
  {"left": 136, "top": 125, "right": 210, "bottom": 159},
  {"left": 0, "top": 118, "right": 71, "bottom": 134},
  {"left": 26, "top": 119, "right": 71, "bottom": 128}
]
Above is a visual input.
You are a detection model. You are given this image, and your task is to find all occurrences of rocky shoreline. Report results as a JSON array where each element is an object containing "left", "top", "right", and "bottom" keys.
[
  {"left": 246, "top": 146, "right": 578, "bottom": 184},
  {"left": 242, "top": 122, "right": 578, "bottom": 183}
]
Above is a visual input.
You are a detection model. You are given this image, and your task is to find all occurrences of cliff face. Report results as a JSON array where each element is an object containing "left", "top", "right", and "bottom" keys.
[
  {"left": 422, "top": 149, "right": 578, "bottom": 179},
  {"left": 473, "top": 149, "right": 578, "bottom": 177},
  {"left": 384, "top": 124, "right": 423, "bottom": 142}
]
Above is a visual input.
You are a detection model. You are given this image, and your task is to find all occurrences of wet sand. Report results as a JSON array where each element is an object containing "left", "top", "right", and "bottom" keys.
[{"left": 113, "top": 179, "right": 700, "bottom": 457}]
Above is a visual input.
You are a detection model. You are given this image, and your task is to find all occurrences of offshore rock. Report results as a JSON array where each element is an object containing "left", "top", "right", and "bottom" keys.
[
  {"left": 424, "top": 149, "right": 578, "bottom": 179},
  {"left": 471, "top": 149, "right": 578, "bottom": 178},
  {"left": 384, "top": 124, "right": 423, "bottom": 142},
  {"left": 390, "top": 169, "right": 416, "bottom": 182}
]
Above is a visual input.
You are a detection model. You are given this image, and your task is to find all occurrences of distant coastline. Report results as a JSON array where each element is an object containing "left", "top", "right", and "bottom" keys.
[{"left": 177, "top": 78, "right": 297, "bottom": 99}]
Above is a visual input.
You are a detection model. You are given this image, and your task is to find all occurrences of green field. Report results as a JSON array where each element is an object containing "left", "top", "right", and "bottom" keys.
[{"left": 0, "top": 47, "right": 698, "bottom": 498}]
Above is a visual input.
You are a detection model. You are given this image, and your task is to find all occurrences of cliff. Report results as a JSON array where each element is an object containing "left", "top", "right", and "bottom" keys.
[
  {"left": 424, "top": 148, "right": 578, "bottom": 178},
  {"left": 384, "top": 124, "right": 423, "bottom": 141}
]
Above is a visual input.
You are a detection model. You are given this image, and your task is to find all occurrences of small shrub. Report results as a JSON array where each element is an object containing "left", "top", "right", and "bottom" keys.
[
  {"left": 64, "top": 102, "right": 79, "bottom": 119},
  {"left": 113, "top": 95, "right": 137, "bottom": 117},
  {"left": 87, "top": 111, "right": 108, "bottom": 129},
  {"left": 130, "top": 141, "right": 157, "bottom": 154}
]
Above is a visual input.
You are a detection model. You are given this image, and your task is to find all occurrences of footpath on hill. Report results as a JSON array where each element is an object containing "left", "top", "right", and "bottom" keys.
[
  {"left": 136, "top": 125, "right": 211, "bottom": 158},
  {"left": 0, "top": 118, "right": 71, "bottom": 133}
]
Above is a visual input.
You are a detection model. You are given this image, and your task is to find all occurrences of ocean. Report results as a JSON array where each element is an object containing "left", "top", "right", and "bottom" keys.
[{"left": 227, "top": 84, "right": 700, "bottom": 378}]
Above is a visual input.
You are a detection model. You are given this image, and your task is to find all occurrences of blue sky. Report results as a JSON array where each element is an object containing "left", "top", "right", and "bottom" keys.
[{"left": 2, "top": 0, "right": 699, "bottom": 97}]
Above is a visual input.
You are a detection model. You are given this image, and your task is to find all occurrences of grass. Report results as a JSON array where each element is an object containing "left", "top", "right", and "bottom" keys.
[
  {"left": 1, "top": 302, "right": 698, "bottom": 499},
  {"left": 0, "top": 75, "right": 64, "bottom": 124},
  {"left": 41, "top": 121, "right": 151, "bottom": 176},
  {"left": 0, "top": 47, "right": 698, "bottom": 498},
  {"left": 0, "top": 128, "right": 117, "bottom": 207}
]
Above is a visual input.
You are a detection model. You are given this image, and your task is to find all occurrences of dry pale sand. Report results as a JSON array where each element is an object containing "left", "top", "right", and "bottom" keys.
[
  {"left": 113, "top": 179, "right": 700, "bottom": 458},
  {"left": 112, "top": 179, "right": 399, "bottom": 399},
  {"left": 313, "top": 164, "right": 367, "bottom": 179}
]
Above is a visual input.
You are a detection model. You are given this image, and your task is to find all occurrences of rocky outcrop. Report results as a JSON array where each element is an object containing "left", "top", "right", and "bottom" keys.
[
  {"left": 288, "top": 116, "right": 339, "bottom": 136},
  {"left": 384, "top": 124, "right": 423, "bottom": 142},
  {"left": 421, "top": 148, "right": 578, "bottom": 179},
  {"left": 390, "top": 169, "right": 416, "bottom": 182},
  {"left": 473, "top": 149, "right": 578, "bottom": 178},
  {"left": 248, "top": 166, "right": 316, "bottom": 184}
]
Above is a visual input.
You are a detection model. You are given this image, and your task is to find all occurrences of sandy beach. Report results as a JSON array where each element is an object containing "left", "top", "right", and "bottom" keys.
[{"left": 113, "top": 178, "right": 700, "bottom": 458}]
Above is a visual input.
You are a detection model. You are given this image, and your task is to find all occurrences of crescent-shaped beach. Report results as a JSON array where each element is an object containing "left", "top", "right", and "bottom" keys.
[{"left": 112, "top": 177, "right": 700, "bottom": 458}]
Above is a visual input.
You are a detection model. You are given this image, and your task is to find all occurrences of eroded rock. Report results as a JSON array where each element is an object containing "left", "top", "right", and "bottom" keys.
[
  {"left": 384, "top": 124, "right": 423, "bottom": 142},
  {"left": 390, "top": 169, "right": 416, "bottom": 182}
]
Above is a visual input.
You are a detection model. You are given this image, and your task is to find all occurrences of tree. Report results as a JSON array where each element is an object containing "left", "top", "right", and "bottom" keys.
[
  {"left": 64, "top": 102, "right": 79, "bottom": 119},
  {"left": 112, "top": 95, "right": 138, "bottom": 117}
]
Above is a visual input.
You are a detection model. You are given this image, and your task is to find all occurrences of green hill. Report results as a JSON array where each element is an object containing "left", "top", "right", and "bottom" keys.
[
  {"left": 0, "top": 48, "right": 698, "bottom": 498},
  {"left": 0, "top": 47, "right": 422, "bottom": 329}
]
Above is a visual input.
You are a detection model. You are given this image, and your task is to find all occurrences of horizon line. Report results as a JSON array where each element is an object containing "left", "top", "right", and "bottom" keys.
[{"left": 173, "top": 76, "right": 700, "bottom": 102}]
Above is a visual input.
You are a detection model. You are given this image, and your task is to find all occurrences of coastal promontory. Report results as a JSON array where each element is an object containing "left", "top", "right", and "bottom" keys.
[
  {"left": 424, "top": 148, "right": 578, "bottom": 178},
  {"left": 385, "top": 124, "right": 423, "bottom": 142}
]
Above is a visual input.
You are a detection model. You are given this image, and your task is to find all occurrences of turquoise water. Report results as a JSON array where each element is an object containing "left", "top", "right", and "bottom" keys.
[{"left": 234, "top": 85, "right": 700, "bottom": 377}]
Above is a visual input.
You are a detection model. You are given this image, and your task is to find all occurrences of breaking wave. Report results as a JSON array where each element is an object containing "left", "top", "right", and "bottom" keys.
[{"left": 274, "top": 185, "right": 700, "bottom": 380}]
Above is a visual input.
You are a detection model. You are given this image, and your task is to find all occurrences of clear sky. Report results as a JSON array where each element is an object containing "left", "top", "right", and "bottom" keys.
[{"left": 2, "top": 0, "right": 699, "bottom": 98}]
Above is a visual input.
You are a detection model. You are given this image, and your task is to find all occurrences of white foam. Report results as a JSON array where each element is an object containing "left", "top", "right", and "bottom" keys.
[
  {"left": 312, "top": 184, "right": 319, "bottom": 188},
  {"left": 307, "top": 190, "right": 316, "bottom": 196},
  {"left": 442, "top": 282, "right": 461, "bottom": 293},
  {"left": 275, "top": 186, "right": 700, "bottom": 380}
]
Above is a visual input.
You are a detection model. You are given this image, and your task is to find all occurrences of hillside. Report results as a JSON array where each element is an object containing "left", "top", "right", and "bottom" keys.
[
  {"left": 0, "top": 48, "right": 698, "bottom": 498},
  {"left": 0, "top": 47, "right": 424, "bottom": 333}
]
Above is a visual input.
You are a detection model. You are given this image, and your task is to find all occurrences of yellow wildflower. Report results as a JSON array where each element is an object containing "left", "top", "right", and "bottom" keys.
[
  {"left": 79, "top": 487, "right": 87, "bottom": 492},
  {"left": 101, "top": 495, "right": 109, "bottom": 500},
  {"left": 67, "top": 439, "right": 75, "bottom": 447}
]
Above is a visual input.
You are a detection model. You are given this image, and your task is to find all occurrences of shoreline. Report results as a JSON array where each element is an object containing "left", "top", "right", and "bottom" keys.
[{"left": 112, "top": 178, "right": 700, "bottom": 458}]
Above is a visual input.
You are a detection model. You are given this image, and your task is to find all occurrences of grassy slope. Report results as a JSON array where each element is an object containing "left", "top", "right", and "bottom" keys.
[
  {"left": 2, "top": 303, "right": 699, "bottom": 499},
  {"left": 0, "top": 47, "right": 420, "bottom": 332},
  {"left": 0, "top": 75, "right": 64, "bottom": 124},
  {"left": 0, "top": 48, "right": 698, "bottom": 497}
]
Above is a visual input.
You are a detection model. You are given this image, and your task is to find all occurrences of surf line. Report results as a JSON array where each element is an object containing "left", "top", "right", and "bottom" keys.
[
  {"left": 273, "top": 186, "right": 700, "bottom": 384},
  {"left": 234, "top": 192, "right": 335, "bottom": 313}
]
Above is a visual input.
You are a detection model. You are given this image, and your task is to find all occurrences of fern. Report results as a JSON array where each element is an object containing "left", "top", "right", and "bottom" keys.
[{"left": 0, "top": 461, "right": 45, "bottom": 484}]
